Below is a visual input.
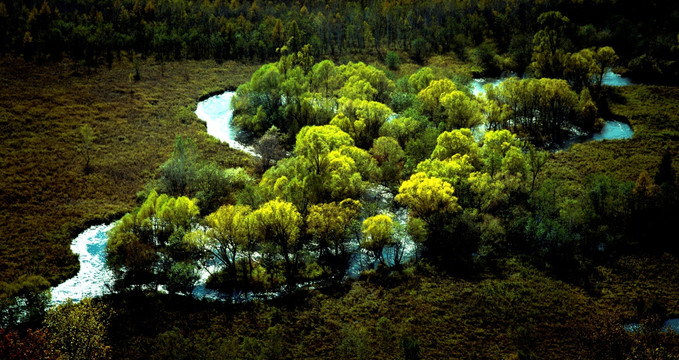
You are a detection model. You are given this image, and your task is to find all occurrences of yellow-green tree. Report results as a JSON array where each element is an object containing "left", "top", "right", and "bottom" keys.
[
  {"left": 408, "top": 67, "right": 436, "bottom": 93},
  {"left": 415, "top": 154, "right": 476, "bottom": 200},
  {"left": 431, "top": 128, "right": 481, "bottom": 166},
  {"left": 331, "top": 98, "right": 393, "bottom": 148},
  {"left": 203, "top": 204, "right": 252, "bottom": 284},
  {"left": 361, "top": 214, "right": 395, "bottom": 264},
  {"left": 396, "top": 172, "right": 461, "bottom": 227},
  {"left": 294, "top": 125, "right": 354, "bottom": 174},
  {"left": 417, "top": 78, "right": 457, "bottom": 123},
  {"left": 307, "top": 199, "right": 361, "bottom": 273},
  {"left": 107, "top": 190, "right": 200, "bottom": 290},
  {"left": 250, "top": 199, "right": 303, "bottom": 287},
  {"left": 439, "top": 90, "right": 484, "bottom": 130}
]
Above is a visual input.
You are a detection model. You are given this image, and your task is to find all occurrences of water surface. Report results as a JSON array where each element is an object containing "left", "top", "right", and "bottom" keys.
[
  {"left": 195, "top": 91, "right": 257, "bottom": 156},
  {"left": 50, "top": 223, "right": 115, "bottom": 304}
]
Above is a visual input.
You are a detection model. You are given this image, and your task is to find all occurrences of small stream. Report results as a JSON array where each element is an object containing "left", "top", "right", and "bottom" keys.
[
  {"left": 194, "top": 91, "right": 257, "bottom": 156},
  {"left": 50, "top": 223, "right": 115, "bottom": 304}
]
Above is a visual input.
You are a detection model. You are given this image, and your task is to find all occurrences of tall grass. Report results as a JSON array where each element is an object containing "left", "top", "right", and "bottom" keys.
[{"left": 0, "top": 56, "right": 259, "bottom": 288}]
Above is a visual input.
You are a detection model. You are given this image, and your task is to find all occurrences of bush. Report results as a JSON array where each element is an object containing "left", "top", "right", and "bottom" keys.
[{"left": 386, "top": 51, "right": 401, "bottom": 70}]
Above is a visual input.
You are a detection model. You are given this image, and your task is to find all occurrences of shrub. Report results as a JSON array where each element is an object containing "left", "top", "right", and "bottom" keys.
[{"left": 386, "top": 51, "right": 401, "bottom": 70}]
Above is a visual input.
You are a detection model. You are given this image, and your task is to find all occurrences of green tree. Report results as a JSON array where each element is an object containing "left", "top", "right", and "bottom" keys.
[
  {"left": 371, "top": 136, "right": 406, "bottom": 186},
  {"left": 165, "top": 261, "right": 200, "bottom": 295},
  {"left": 379, "top": 116, "right": 423, "bottom": 148},
  {"left": 385, "top": 51, "right": 400, "bottom": 70},
  {"left": 530, "top": 11, "right": 570, "bottom": 78},
  {"left": 593, "top": 46, "right": 619, "bottom": 88},
  {"left": 250, "top": 199, "right": 303, "bottom": 288},
  {"left": 410, "top": 37, "right": 429, "bottom": 64},
  {"left": 361, "top": 214, "right": 395, "bottom": 265},
  {"left": 203, "top": 204, "right": 252, "bottom": 285},
  {"left": 79, "top": 124, "right": 94, "bottom": 172},
  {"left": 159, "top": 137, "right": 199, "bottom": 196},
  {"left": 194, "top": 165, "right": 253, "bottom": 215},
  {"left": 255, "top": 126, "right": 286, "bottom": 172},
  {"left": 311, "top": 60, "right": 338, "bottom": 97},
  {"left": 563, "top": 48, "right": 597, "bottom": 91},
  {"left": 525, "top": 143, "right": 549, "bottom": 193}
]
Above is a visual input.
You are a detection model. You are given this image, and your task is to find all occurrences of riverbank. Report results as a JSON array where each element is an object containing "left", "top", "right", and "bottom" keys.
[{"left": 0, "top": 56, "right": 259, "bottom": 291}]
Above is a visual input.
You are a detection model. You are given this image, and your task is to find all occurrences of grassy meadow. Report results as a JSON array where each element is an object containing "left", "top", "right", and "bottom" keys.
[
  {"left": 543, "top": 85, "right": 679, "bottom": 187},
  {"left": 105, "top": 258, "right": 679, "bottom": 359},
  {"left": 0, "top": 55, "right": 259, "bottom": 287}
]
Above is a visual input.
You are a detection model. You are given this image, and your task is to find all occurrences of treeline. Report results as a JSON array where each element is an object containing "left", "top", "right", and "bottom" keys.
[{"left": 1, "top": 0, "right": 678, "bottom": 82}]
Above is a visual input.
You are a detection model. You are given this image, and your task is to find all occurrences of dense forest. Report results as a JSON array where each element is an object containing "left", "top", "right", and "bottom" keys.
[
  {"left": 1, "top": 0, "right": 679, "bottom": 82},
  {"left": 2, "top": 0, "right": 679, "bottom": 359}
]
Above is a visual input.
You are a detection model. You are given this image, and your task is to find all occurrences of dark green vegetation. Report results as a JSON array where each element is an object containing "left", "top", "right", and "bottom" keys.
[
  {"left": 1, "top": 0, "right": 679, "bottom": 359},
  {"left": 102, "top": 259, "right": 679, "bottom": 359},
  {"left": 1, "top": 0, "right": 679, "bottom": 83}
]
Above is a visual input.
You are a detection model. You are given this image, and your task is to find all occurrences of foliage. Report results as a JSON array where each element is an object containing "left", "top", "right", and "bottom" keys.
[
  {"left": 361, "top": 214, "right": 395, "bottom": 264},
  {"left": 396, "top": 172, "right": 461, "bottom": 222},
  {"left": 486, "top": 77, "right": 595, "bottom": 145},
  {"left": 44, "top": 298, "right": 112, "bottom": 360},
  {"left": 385, "top": 51, "right": 400, "bottom": 70},
  {"left": 307, "top": 199, "right": 361, "bottom": 274},
  {"left": 106, "top": 190, "right": 200, "bottom": 290}
]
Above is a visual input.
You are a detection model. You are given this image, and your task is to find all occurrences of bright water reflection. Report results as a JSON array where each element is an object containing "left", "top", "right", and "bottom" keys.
[
  {"left": 50, "top": 223, "right": 115, "bottom": 304},
  {"left": 592, "top": 121, "right": 634, "bottom": 141},
  {"left": 195, "top": 91, "right": 257, "bottom": 156},
  {"left": 560, "top": 121, "right": 633, "bottom": 150}
]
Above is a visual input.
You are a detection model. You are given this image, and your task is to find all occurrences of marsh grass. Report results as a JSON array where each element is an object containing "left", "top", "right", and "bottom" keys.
[
  {"left": 0, "top": 56, "right": 259, "bottom": 288},
  {"left": 542, "top": 85, "right": 679, "bottom": 188},
  {"left": 106, "top": 259, "right": 679, "bottom": 359}
]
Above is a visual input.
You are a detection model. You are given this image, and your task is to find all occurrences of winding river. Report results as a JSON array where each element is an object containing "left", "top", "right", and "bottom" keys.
[
  {"left": 49, "top": 72, "right": 637, "bottom": 304},
  {"left": 51, "top": 223, "right": 115, "bottom": 304}
]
